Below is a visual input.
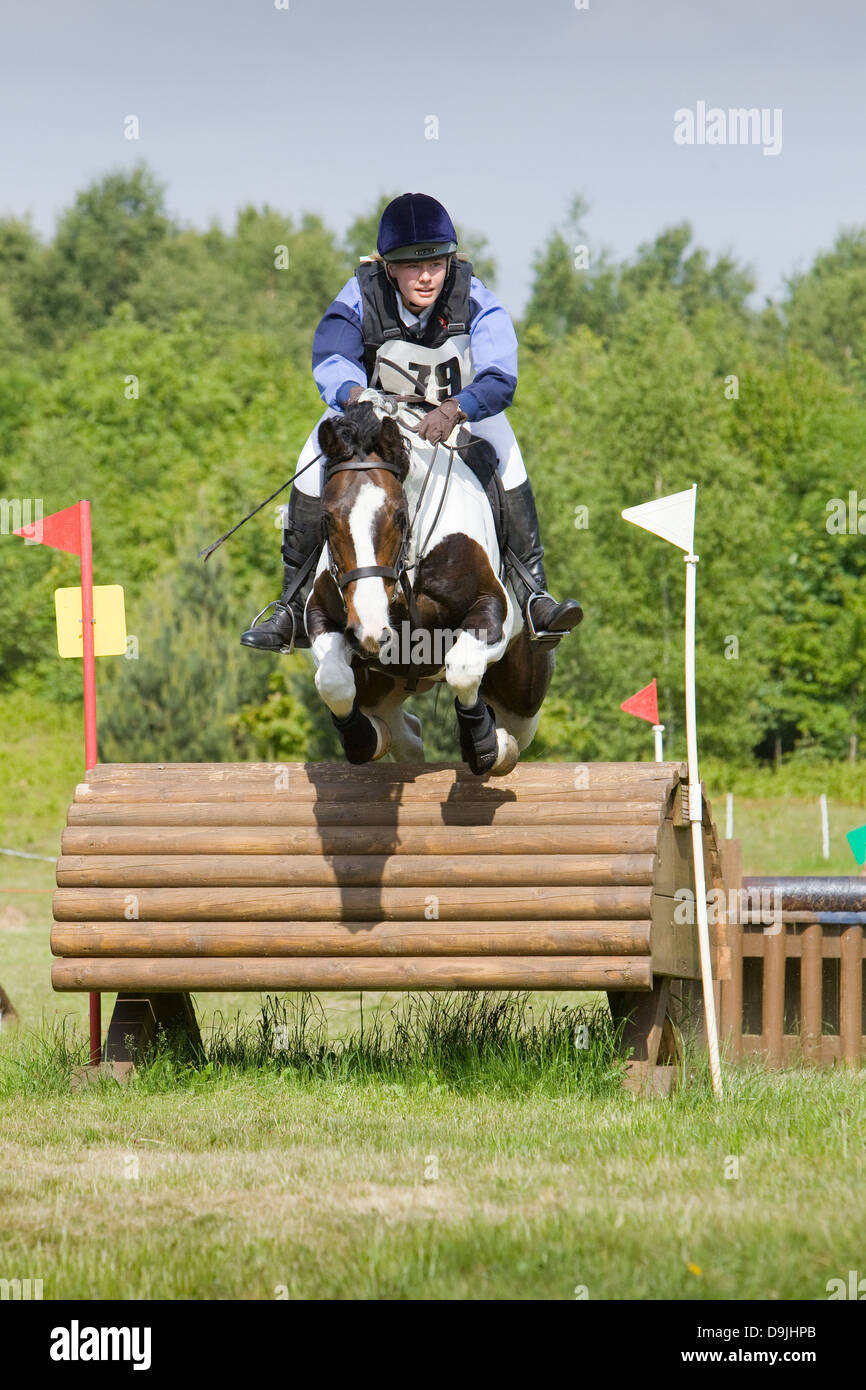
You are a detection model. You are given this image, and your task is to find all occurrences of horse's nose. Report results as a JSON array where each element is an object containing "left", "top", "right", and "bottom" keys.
[{"left": 353, "top": 626, "right": 390, "bottom": 657}]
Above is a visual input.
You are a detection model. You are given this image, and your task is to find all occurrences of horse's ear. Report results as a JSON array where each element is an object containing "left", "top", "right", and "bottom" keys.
[
  {"left": 377, "top": 416, "right": 409, "bottom": 471},
  {"left": 317, "top": 419, "right": 340, "bottom": 461}
]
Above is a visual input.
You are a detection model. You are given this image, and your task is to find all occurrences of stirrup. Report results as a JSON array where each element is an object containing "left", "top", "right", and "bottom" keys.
[
  {"left": 246, "top": 599, "right": 297, "bottom": 654},
  {"left": 525, "top": 592, "right": 580, "bottom": 648}
]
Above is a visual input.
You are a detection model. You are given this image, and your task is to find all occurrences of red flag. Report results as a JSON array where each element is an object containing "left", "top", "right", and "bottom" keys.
[
  {"left": 13, "top": 501, "right": 81, "bottom": 555},
  {"left": 620, "top": 678, "right": 659, "bottom": 725}
]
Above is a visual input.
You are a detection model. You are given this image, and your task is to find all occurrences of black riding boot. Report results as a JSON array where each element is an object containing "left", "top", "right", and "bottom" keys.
[
  {"left": 240, "top": 490, "right": 323, "bottom": 652},
  {"left": 504, "top": 479, "right": 583, "bottom": 643}
]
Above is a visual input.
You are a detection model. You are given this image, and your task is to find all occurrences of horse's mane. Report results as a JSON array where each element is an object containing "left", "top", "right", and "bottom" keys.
[{"left": 323, "top": 402, "right": 410, "bottom": 472}]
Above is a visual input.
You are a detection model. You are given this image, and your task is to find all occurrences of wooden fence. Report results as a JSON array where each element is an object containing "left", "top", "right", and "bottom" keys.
[{"left": 717, "top": 840, "right": 866, "bottom": 1067}]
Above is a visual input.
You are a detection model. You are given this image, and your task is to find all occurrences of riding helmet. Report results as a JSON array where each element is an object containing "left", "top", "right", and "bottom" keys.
[{"left": 377, "top": 193, "right": 458, "bottom": 262}]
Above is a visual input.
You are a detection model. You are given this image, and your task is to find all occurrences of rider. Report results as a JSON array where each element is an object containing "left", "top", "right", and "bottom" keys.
[{"left": 241, "top": 192, "right": 582, "bottom": 651}]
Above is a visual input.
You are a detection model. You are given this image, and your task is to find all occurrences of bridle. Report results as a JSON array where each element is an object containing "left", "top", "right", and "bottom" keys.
[
  {"left": 323, "top": 450, "right": 422, "bottom": 626},
  {"left": 198, "top": 381, "right": 482, "bottom": 645}
]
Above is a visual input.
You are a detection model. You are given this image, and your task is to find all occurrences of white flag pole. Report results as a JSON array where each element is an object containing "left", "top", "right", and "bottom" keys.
[
  {"left": 652, "top": 724, "right": 665, "bottom": 762},
  {"left": 683, "top": 546, "right": 723, "bottom": 1100},
  {"left": 622, "top": 483, "right": 723, "bottom": 1099}
]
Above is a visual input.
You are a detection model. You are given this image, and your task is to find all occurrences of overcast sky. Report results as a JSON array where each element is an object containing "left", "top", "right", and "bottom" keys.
[{"left": 2, "top": 0, "right": 865, "bottom": 316}]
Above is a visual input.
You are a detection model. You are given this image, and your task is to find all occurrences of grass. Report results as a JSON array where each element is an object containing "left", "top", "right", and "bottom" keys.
[
  {"left": 1, "top": 689, "right": 865, "bottom": 1299},
  {"left": 1, "top": 998, "right": 864, "bottom": 1300}
]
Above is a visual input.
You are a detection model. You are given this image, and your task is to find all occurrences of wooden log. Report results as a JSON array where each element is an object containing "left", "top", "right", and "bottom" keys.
[
  {"left": 839, "top": 923, "right": 863, "bottom": 1068},
  {"left": 73, "top": 762, "right": 681, "bottom": 808},
  {"left": 60, "top": 824, "right": 660, "bottom": 857},
  {"left": 84, "top": 760, "right": 683, "bottom": 787},
  {"left": 51, "top": 954, "right": 654, "bottom": 993},
  {"left": 762, "top": 921, "right": 786, "bottom": 1067},
  {"left": 53, "top": 883, "right": 653, "bottom": 922},
  {"left": 51, "top": 919, "right": 653, "bottom": 958},
  {"left": 800, "top": 922, "right": 822, "bottom": 1064},
  {"left": 73, "top": 781, "right": 674, "bottom": 806},
  {"left": 718, "top": 838, "right": 743, "bottom": 1061},
  {"left": 56, "top": 851, "right": 657, "bottom": 889},
  {"left": 743, "top": 875, "right": 866, "bottom": 914},
  {"left": 66, "top": 799, "right": 666, "bottom": 829}
]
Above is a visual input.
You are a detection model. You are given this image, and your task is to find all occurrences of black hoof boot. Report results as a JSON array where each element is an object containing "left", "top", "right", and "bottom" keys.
[
  {"left": 455, "top": 696, "right": 498, "bottom": 776},
  {"left": 332, "top": 702, "right": 379, "bottom": 765}
]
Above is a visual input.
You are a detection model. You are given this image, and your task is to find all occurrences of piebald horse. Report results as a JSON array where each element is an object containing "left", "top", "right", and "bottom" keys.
[{"left": 305, "top": 394, "right": 554, "bottom": 776}]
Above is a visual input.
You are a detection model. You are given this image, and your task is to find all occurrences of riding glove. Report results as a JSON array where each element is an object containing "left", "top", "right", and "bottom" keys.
[{"left": 415, "top": 398, "right": 467, "bottom": 444}]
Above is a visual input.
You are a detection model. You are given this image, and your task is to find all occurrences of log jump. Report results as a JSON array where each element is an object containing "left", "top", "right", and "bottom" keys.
[{"left": 52, "top": 761, "right": 724, "bottom": 1090}]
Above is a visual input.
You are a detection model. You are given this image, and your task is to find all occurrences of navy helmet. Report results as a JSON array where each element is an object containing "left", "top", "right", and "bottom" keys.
[{"left": 377, "top": 193, "right": 458, "bottom": 262}]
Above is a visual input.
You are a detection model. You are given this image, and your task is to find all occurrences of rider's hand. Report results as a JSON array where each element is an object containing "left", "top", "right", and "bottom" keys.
[
  {"left": 344, "top": 385, "right": 365, "bottom": 409},
  {"left": 415, "top": 398, "right": 467, "bottom": 444}
]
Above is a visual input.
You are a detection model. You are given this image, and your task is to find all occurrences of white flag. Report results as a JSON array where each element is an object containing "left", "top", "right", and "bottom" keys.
[{"left": 622, "top": 484, "right": 696, "bottom": 552}]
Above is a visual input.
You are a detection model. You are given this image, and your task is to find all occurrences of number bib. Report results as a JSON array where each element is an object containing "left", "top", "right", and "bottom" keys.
[{"left": 372, "top": 335, "right": 474, "bottom": 405}]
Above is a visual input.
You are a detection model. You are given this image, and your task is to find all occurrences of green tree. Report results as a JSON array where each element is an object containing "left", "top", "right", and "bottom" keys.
[
  {"left": 23, "top": 164, "right": 172, "bottom": 345},
  {"left": 782, "top": 227, "right": 866, "bottom": 388},
  {"left": 98, "top": 547, "right": 273, "bottom": 763},
  {"left": 621, "top": 223, "right": 755, "bottom": 322},
  {"left": 523, "top": 195, "right": 621, "bottom": 339}
]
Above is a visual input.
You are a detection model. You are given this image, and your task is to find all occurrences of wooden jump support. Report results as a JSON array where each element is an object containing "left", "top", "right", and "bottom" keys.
[{"left": 51, "top": 761, "right": 725, "bottom": 1092}]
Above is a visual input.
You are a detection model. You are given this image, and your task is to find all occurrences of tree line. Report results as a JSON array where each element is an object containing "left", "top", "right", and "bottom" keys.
[{"left": 1, "top": 168, "right": 864, "bottom": 766}]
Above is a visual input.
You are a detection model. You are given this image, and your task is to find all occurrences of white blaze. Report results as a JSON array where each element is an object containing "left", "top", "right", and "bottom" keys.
[{"left": 347, "top": 481, "right": 390, "bottom": 646}]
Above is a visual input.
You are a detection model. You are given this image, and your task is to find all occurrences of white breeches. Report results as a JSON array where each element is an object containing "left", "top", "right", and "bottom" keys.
[{"left": 292, "top": 406, "right": 529, "bottom": 497}]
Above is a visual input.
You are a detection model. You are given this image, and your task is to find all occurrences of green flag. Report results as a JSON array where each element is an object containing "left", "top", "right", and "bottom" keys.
[{"left": 845, "top": 823, "right": 866, "bottom": 867}]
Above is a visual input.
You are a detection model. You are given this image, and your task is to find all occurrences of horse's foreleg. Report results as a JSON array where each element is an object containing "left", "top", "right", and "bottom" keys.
[
  {"left": 443, "top": 591, "right": 508, "bottom": 709},
  {"left": 444, "top": 591, "right": 517, "bottom": 776},
  {"left": 311, "top": 631, "right": 357, "bottom": 718},
  {"left": 311, "top": 631, "right": 390, "bottom": 762}
]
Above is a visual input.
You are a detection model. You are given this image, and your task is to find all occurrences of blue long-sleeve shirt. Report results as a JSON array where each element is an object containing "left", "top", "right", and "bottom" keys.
[{"left": 311, "top": 270, "right": 518, "bottom": 422}]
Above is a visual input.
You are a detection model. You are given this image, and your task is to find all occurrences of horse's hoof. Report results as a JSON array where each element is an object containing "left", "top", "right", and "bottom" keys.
[
  {"left": 489, "top": 729, "right": 519, "bottom": 776},
  {"left": 368, "top": 715, "right": 392, "bottom": 761}
]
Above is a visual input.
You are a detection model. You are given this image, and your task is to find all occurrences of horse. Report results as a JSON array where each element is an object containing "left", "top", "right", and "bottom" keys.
[{"left": 304, "top": 394, "right": 554, "bottom": 776}]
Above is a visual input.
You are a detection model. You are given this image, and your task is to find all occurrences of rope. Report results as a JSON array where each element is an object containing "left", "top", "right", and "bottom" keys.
[{"left": 196, "top": 391, "right": 480, "bottom": 563}]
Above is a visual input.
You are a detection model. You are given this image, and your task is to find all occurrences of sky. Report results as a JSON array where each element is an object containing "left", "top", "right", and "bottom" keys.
[{"left": 2, "top": 0, "right": 865, "bottom": 317}]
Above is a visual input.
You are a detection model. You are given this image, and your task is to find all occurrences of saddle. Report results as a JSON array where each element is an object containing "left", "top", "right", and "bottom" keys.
[{"left": 451, "top": 425, "right": 509, "bottom": 578}]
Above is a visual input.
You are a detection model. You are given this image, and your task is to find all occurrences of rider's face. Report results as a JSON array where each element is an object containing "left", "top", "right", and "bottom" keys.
[{"left": 387, "top": 257, "right": 448, "bottom": 312}]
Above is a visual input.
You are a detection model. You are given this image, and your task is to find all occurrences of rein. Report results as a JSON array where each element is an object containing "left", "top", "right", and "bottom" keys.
[{"left": 198, "top": 391, "right": 481, "bottom": 649}]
